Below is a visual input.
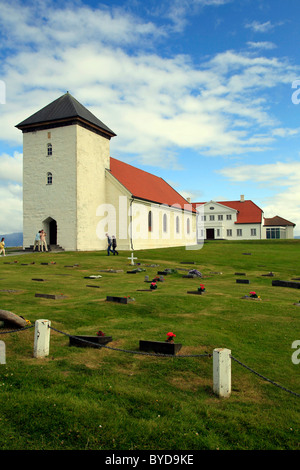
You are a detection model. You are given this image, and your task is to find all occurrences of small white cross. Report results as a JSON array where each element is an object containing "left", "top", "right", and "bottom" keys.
[{"left": 128, "top": 252, "right": 137, "bottom": 265}]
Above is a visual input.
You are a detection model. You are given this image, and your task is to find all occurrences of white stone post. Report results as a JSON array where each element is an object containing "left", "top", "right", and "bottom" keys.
[
  {"left": 213, "top": 348, "right": 231, "bottom": 398},
  {"left": 0, "top": 340, "right": 6, "bottom": 364},
  {"left": 34, "top": 319, "right": 51, "bottom": 358}
]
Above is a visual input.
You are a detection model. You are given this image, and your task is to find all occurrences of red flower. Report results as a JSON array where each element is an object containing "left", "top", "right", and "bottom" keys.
[{"left": 166, "top": 332, "right": 176, "bottom": 338}]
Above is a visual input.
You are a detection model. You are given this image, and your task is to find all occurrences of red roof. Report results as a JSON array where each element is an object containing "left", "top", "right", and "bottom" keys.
[
  {"left": 219, "top": 200, "right": 263, "bottom": 224},
  {"left": 264, "top": 216, "right": 295, "bottom": 227},
  {"left": 109, "top": 158, "right": 195, "bottom": 212},
  {"left": 192, "top": 200, "right": 263, "bottom": 224}
]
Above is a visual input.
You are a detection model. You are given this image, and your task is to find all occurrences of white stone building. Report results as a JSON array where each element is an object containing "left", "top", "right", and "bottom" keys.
[
  {"left": 193, "top": 197, "right": 296, "bottom": 240},
  {"left": 193, "top": 196, "right": 264, "bottom": 240},
  {"left": 16, "top": 92, "right": 197, "bottom": 251}
]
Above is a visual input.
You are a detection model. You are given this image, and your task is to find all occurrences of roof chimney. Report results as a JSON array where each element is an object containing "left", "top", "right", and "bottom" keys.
[
  {"left": 240, "top": 195, "right": 245, "bottom": 202},
  {"left": 186, "top": 197, "right": 191, "bottom": 203}
]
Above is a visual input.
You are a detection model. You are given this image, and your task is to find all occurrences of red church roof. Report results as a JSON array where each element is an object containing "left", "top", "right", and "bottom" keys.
[{"left": 109, "top": 158, "right": 195, "bottom": 212}]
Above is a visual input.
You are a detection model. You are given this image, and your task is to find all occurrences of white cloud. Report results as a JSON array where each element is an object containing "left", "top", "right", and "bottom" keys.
[
  {"left": 245, "top": 20, "right": 283, "bottom": 33},
  {"left": 0, "top": 152, "right": 23, "bottom": 183},
  {"left": 217, "top": 161, "right": 300, "bottom": 233},
  {"left": 0, "top": 183, "right": 23, "bottom": 233},
  {"left": 247, "top": 41, "right": 277, "bottom": 50}
]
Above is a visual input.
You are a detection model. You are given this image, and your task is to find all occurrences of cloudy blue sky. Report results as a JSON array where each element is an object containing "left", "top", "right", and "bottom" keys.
[{"left": 1, "top": 0, "right": 300, "bottom": 235}]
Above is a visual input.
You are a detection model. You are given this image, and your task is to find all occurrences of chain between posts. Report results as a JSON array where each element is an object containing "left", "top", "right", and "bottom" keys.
[
  {"left": 0, "top": 323, "right": 299, "bottom": 397},
  {"left": 0, "top": 325, "right": 34, "bottom": 335},
  {"left": 48, "top": 325, "right": 212, "bottom": 358},
  {"left": 230, "top": 354, "right": 300, "bottom": 398}
]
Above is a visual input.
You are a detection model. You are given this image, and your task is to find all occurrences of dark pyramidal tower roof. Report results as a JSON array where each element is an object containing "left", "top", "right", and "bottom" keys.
[{"left": 16, "top": 92, "right": 116, "bottom": 138}]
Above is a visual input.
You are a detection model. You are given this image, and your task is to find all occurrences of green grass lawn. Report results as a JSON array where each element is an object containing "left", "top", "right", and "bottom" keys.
[{"left": 0, "top": 240, "right": 299, "bottom": 450}]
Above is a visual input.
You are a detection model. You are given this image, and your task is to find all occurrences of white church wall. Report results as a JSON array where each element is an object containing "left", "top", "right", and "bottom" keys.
[
  {"left": 131, "top": 200, "right": 197, "bottom": 250},
  {"left": 23, "top": 126, "right": 77, "bottom": 250},
  {"left": 76, "top": 125, "right": 111, "bottom": 251}
]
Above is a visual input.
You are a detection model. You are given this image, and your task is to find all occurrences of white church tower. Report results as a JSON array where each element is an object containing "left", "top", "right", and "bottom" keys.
[{"left": 16, "top": 92, "right": 116, "bottom": 251}]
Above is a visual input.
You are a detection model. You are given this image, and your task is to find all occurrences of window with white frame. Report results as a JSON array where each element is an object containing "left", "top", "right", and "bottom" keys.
[
  {"left": 209, "top": 215, "right": 214, "bottom": 221},
  {"left": 237, "top": 229, "right": 242, "bottom": 236},
  {"left": 218, "top": 215, "right": 223, "bottom": 221},
  {"left": 47, "top": 143, "right": 52, "bottom": 156},
  {"left": 227, "top": 229, "right": 232, "bottom": 236},
  {"left": 251, "top": 228, "right": 256, "bottom": 236},
  {"left": 226, "top": 214, "right": 232, "bottom": 220}
]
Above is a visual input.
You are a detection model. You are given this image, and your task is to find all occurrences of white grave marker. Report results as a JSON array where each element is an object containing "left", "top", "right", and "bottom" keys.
[
  {"left": 0, "top": 340, "right": 6, "bottom": 364},
  {"left": 128, "top": 252, "right": 137, "bottom": 266}
]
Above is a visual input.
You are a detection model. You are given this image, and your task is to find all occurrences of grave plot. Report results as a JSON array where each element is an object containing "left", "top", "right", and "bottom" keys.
[
  {"left": 84, "top": 275, "right": 102, "bottom": 279},
  {"left": 127, "top": 268, "right": 146, "bottom": 274},
  {"left": 32, "top": 278, "right": 47, "bottom": 282},
  {"left": 106, "top": 296, "right": 135, "bottom": 304},
  {"left": 98, "top": 269, "right": 123, "bottom": 273},
  {"left": 187, "top": 284, "right": 205, "bottom": 295},
  {"left": 139, "top": 340, "right": 182, "bottom": 355},
  {"left": 69, "top": 334, "right": 112, "bottom": 348},
  {"left": 272, "top": 280, "right": 300, "bottom": 289},
  {"left": 236, "top": 279, "right": 250, "bottom": 284},
  {"left": 35, "top": 293, "right": 67, "bottom": 300},
  {"left": 187, "top": 291, "right": 204, "bottom": 295},
  {"left": 261, "top": 272, "right": 275, "bottom": 277},
  {"left": 0, "top": 289, "right": 23, "bottom": 294},
  {"left": 157, "top": 268, "right": 177, "bottom": 275},
  {"left": 235, "top": 272, "right": 246, "bottom": 276},
  {"left": 86, "top": 285, "right": 100, "bottom": 288},
  {"left": 136, "top": 289, "right": 156, "bottom": 292}
]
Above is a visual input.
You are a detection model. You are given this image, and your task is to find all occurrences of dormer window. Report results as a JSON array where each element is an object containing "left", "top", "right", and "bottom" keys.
[{"left": 47, "top": 143, "right": 52, "bottom": 156}]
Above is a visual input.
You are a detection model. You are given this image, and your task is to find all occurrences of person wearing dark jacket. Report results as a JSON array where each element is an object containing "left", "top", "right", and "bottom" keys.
[{"left": 112, "top": 235, "right": 118, "bottom": 255}]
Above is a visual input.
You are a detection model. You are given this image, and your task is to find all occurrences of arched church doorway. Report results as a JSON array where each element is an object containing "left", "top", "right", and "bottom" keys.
[
  {"left": 49, "top": 219, "right": 57, "bottom": 245},
  {"left": 42, "top": 217, "right": 57, "bottom": 245}
]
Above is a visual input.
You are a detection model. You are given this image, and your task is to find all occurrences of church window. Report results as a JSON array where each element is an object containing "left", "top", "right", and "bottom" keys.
[
  {"left": 47, "top": 172, "right": 53, "bottom": 185},
  {"left": 47, "top": 143, "right": 52, "bottom": 156},
  {"left": 187, "top": 218, "right": 190, "bottom": 234},
  {"left": 176, "top": 216, "right": 180, "bottom": 233},
  {"left": 148, "top": 211, "right": 153, "bottom": 232},
  {"left": 163, "top": 214, "right": 167, "bottom": 233}
]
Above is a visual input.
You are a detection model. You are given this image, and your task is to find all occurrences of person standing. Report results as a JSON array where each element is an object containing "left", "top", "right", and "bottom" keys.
[
  {"left": 106, "top": 233, "right": 112, "bottom": 255},
  {"left": 40, "top": 230, "right": 48, "bottom": 252},
  {"left": 112, "top": 235, "right": 118, "bottom": 255},
  {"left": 0, "top": 238, "right": 5, "bottom": 256},
  {"left": 33, "top": 231, "right": 41, "bottom": 251}
]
